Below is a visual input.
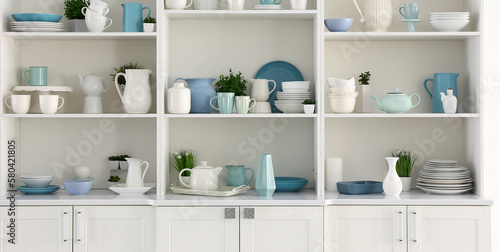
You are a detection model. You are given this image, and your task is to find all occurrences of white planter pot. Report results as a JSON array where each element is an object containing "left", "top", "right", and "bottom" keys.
[
  {"left": 67, "top": 19, "right": 89, "bottom": 32},
  {"left": 107, "top": 181, "right": 118, "bottom": 188},
  {"left": 401, "top": 177, "right": 412, "bottom": 191},
  {"left": 108, "top": 160, "right": 120, "bottom": 170},
  {"left": 303, "top": 104, "right": 315, "bottom": 114},
  {"left": 356, "top": 84, "right": 372, "bottom": 113},
  {"left": 143, "top": 23, "right": 155, "bottom": 32},
  {"left": 120, "top": 160, "right": 129, "bottom": 170}
]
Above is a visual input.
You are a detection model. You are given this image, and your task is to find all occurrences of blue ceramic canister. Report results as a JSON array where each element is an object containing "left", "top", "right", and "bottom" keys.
[{"left": 175, "top": 78, "right": 216, "bottom": 113}]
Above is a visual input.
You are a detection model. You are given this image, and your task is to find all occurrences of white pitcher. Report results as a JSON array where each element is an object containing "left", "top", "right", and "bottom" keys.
[
  {"left": 114, "top": 69, "right": 152, "bottom": 113},
  {"left": 250, "top": 78, "right": 276, "bottom": 102},
  {"left": 125, "top": 158, "right": 149, "bottom": 188},
  {"left": 352, "top": 0, "right": 393, "bottom": 32}
]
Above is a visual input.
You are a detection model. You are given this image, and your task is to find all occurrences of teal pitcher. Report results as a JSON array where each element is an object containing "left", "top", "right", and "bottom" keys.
[
  {"left": 423, "top": 73, "right": 459, "bottom": 113},
  {"left": 122, "top": 3, "right": 151, "bottom": 32},
  {"left": 226, "top": 165, "right": 254, "bottom": 187}
]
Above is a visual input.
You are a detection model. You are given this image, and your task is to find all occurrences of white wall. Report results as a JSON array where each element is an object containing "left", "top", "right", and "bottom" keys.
[{"left": 482, "top": 0, "right": 500, "bottom": 251}]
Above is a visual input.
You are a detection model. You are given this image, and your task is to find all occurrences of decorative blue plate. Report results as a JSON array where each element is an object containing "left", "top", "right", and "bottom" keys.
[
  {"left": 275, "top": 177, "right": 308, "bottom": 192},
  {"left": 17, "top": 185, "right": 60, "bottom": 194},
  {"left": 11, "top": 13, "right": 62, "bottom": 22},
  {"left": 255, "top": 61, "right": 304, "bottom": 113}
]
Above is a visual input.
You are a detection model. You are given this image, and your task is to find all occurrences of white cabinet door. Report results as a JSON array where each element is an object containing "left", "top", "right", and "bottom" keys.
[
  {"left": 240, "top": 206, "right": 323, "bottom": 252},
  {"left": 0, "top": 206, "right": 72, "bottom": 252},
  {"left": 324, "top": 206, "right": 407, "bottom": 252},
  {"left": 408, "top": 206, "right": 491, "bottom": 252},
  {"left": 73, "top": 206, "right": 155, "bottom": 252},
  {"left": 156, "top": 207, "right": 239, "bottom": 252}
]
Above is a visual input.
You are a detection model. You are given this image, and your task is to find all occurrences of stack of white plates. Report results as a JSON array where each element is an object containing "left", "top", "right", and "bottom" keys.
[
  {"left": 275, "top": 81, "right": 311, "bottom": 113},
  {"left": 429, "top": 12, "right": 470, "bottom": 32},
  {"left": 416, "top": 159, "right": 473, "bottom": 194},
  {"left": 11, "top": 21, "right": 64, "bottom": 32},
  {"left": 253, "top": 4, "right": 282, "bottom": 10}
]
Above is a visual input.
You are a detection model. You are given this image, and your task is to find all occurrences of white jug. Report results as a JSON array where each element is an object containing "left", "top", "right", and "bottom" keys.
[
  {"left": 250, "top": 78, "right": 276, "bottom": 102},
  {"left": 114, "top": 69, "right": 152, "bottom": 113},
  {"left": 125, "top": 158, "right": 149, "bottom": 188}
]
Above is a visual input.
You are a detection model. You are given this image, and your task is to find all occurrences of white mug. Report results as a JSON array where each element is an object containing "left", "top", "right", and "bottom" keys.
[
  {"left": 39, "top": 95, "right": 64, "bottom": 114},
  {"left": 226, "top": 0, "right": 245, "bottom": 10},
  {"left": 235, "top": 96, "right": 256, "bottom": 114},
  {"left": 85, "top": 12, "right": 112, "bottom": 32},
  {"left": 82, "top": 6, "right": 109, "bottom": 16},
  {"left": 90, "top": 0, "right": 109, "bottom": 7},
  {"left": 5, "top": 95, "right": 31, "bottom": 114},
  {"left": 290, "top": 0, "right": 307, "bottom": 10},
  {"left": 166, "top": 0, "right": 193, "bottom": 9}
]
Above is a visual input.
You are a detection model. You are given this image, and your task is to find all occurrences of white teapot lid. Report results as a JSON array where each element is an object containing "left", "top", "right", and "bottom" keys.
[{"left": 194, "top": 161, "right": 213, "bottom": 169}]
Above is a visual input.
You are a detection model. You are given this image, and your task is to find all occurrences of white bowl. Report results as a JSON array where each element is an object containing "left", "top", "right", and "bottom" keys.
[
  {"left": 328, "top": 92, "right": 358, "bottom": 99},
  {"left": 20, "top": 174, "right": 55, "bottom": 179},
  {"left": 329, "top": 97, "right": 356, "bottom": 113},
  {"left": 429, "top": 20, "right": 470, "bottom": 32},
  {"left": 429, "top": 16, "right": 469, "bottom": 21},
  {"left": 281, "top": 81, "right": 310, "bottom": 87},
  {"left": 275, "top": 103, "right": 304, "bottom": 113},
  {"left": 327, "top": 77, "right": 355, "bottom": 87},
  {"left": 21, "top": 177, "right": 53, "bottom": 188},
  {"left": 329, "top": 86, "right": 356, "bottom": 93}
]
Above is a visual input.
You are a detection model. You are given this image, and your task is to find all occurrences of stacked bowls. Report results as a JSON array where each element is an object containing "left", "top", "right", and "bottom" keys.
[
  {"left": 275, "top": 81, "right": 311, "bottom": 113},
  {"left": 20, "top": 174, "right": 54, "bottom": 188},
  {"left": 327, "top": 77, "right": 358, "bottom": 113},
  {"left": 429, "top": 12, "right": 470, "bottom": 32}
]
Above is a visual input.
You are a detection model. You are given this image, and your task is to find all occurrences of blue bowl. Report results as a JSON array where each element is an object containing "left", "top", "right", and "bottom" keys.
[
  {"left": 275, "top": 177, "right": 308, "bottom": 192},
  {"left": 11, "top": 13, "right": 62, "bottom": 22},
  {"left": 337, "top": 181, "right": 383, "bottom": 195},
  {"left": 63, "top": 179, "right": 93, "bottom": 195},
  {"left": 324, "top": 18, "right": 353, "bottom": 32}
]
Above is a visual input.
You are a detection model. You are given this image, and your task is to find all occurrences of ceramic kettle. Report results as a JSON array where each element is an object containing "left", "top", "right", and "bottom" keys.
[
  {"left": 125, "top": 158, "right": 149, "bottom": 188},
  {"left": 372, "top": 88, "right": 420, "bottom": 113},
  {"left": 179, "top": 161, "right": 223, "bottom": 191},
  {"left": 77, "top": 74, "right": 110, "bottom": 97}
]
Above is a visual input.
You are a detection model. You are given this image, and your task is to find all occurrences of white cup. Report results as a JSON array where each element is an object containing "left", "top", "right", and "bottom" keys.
[
  {"left": 90, "top": 0, "right": 109, "bottom": 7},
  {"left": 235, "top": 96, "right": 256, "bottom": 114},
  {"left": 85, "top": 12, "right": 112, "bottom": 32},
  {"left": 82, "top": 6, "right": 109, "bottom": 16},
  {"left": 39, "top": 95, "right": 64, "bottom": 114},
  {"left": 226, "top": 0, "right": 245, "bottom": 10},
  {"left": 166, "top": 0, "right": 193, "bottom": 9},
  {"left": 5, "top": 95, "right": 31, "bottom": 114},
  {"left": 290, "top": 0, "right": 307, "bottom": 10}
]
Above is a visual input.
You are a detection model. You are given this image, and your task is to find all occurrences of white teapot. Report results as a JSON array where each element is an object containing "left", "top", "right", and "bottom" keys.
[{"left": 179, "top": 161, "right": 222, "bottom": 191}]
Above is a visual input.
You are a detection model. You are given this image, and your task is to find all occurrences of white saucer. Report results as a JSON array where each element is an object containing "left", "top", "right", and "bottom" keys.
[
  {"left": 253, "top": 4, "right": 282, "bottom": 10},
  {"left": 109, "top": 183, "right": 155, "bottom": 195}
]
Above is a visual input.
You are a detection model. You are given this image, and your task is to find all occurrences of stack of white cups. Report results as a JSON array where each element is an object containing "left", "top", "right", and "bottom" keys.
[{"left": 82, "top": 0, "right": 112, "bottom": 32}]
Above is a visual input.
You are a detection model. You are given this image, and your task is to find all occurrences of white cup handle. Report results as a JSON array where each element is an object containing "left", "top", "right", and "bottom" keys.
[
  {"left": 248, "top": 98, "right": 256, "bottom": 111},
  {"left": 186, "top": 0, "right": 193, "bottom": 8},
  {"left": 104, "top": 18, "right": 113, "bottom": 30},
  {"left": 5, "top": 96, "right": 12, "bottom": 109},
  {"left": 178, "top": 168, "right": 191, "bottom": 187},
  {"left": 103, "top": 7, "right": 110, "bottom": 16},
  {"left": 81, "top": 7, "right": 88, "bottom": 16},
  {"left": 57, "top": 97, "right": 65, "bottom": 110},
  {"left": 101, "top": 78, "right": 110, "bottom": 92}
]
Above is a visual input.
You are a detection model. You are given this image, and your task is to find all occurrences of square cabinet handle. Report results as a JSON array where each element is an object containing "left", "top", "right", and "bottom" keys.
[
  {"left": 244, "top": 208, "right": 254, "bottom": 219},
  {"left": 224, "top": 208, "right": 235, "bottom": 219}
]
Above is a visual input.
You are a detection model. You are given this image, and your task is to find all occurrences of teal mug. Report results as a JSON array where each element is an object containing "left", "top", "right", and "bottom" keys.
[
  {"left": 23, "top": 66, "right": 47, "bottom": 86},
  {"left": 210, "top": 92, "right": 234, "bottom": 114},
  {"left": 226, "top": 165, "right": 255, "bottom": 187},
  {"left": 260, "top": 0, "right": 282, "bottom": 4}
]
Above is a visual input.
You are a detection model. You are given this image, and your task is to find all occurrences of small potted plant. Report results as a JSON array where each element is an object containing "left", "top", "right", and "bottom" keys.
[
  {"left": 64, "top": 0, "right": 90, "bottom": 32},
  {"left": 143, "top": 16, "right": 156, "bottom": 32},
  {"left": 356, "top": 71, "right": 372, "bottom": 113},
  {"left": 107, "top": 175, "right": 121, "bottom": 188},
  {"left": 108, "top": 154, "right": 130, "bottom": 170},
  {"left": 213, "top": 68, "right": 248, "bottom": 113},
  {"left": 302, "top": 99, "right": 316, "bottom": 114},
  {"left": 391, "top": 149, "right": 418, "bottom": 191},
  {"left": 170, "top": 149, "right": 197, "bottom": 185}
]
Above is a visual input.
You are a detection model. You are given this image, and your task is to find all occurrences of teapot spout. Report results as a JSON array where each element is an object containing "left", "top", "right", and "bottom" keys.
[
  {"left": 371, "top": 95, "right": 382, "bottom": 109},
  {"left": 77, "top": 74, "right": 84, "bottom": 87}
]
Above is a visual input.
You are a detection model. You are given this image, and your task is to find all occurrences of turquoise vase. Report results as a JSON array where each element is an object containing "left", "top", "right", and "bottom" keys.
[
  {"left": 255, "top": 154, "right": 276, "bottom": 197},
  {"left": 175, "top": 78, "right": 216, "bottom": 113}
]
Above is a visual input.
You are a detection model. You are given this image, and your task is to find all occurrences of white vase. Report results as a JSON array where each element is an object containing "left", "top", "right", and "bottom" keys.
[
  {"left": 400, "top": 177, "right": 412, "bottom": 191},
  {"left": 383, "top": 157, "right": 402, "bottom": 196},
  {"left": 356, "top": 84, "right": 372, "bottom": 113},
  {"left": 167, "top": 82, "right": 191, "bottom": 114},
  {"left": 364, "top": 0, "right": 393, "bottom": 32}
]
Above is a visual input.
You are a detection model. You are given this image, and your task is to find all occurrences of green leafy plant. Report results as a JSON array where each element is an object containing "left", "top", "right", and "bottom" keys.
[
  {"left": 108, "top": 155, "right": 130, "bottom": 161},
  {"left": 170, "top": 149, "right": 198, "bottom": 176},
  {"left": 143, "top": 16, "right": 156, "bottom": 23},
  {"left": 108, "top": 175, "right": 121, "bottom": 182},
  {"left": 111, "top": 62, "right": 145, "bottom": 85},
  {"left": 214, "top": 68, "right": 248, "bottom": 96},
  {"left": 64, "top": 0, "right": 90, "bottom": 20},
  {"left": 302, "top": 99, "right": 316, "bottom": 105},
  {"left": 358, "top": 71, "right": 371, "bottom": 85},
  {"left": 391, "top": 149, "right": 418, "bottom": 177}
]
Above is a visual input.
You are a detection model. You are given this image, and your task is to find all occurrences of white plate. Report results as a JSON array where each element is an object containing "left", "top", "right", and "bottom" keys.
[
  {"left": 429, "top": 12, "right": 470, "bottom": 15},
  {"left": 417, "top": 177, "right": 473, "bottom": 184},
  {"left": 423, "top": 166, "right": 467, "bottom": 172},
  {"left": 109, "top": 183, "right": 155, "bottom": 195},
  {"left": 253, "top": 4, "right": 282, "bottom": 10},
  {"left": 417, "top": 185, "right": 472, "bottom": 194},
  {"left": 12, "top": 27, "right": 64, "bottom": 32},
  {"left": 427, "top": 159, "right": 457, "bottom": 164},
  {"left": 417, "top": 182, "right": 473, "bottom": 188},
  {"left": 11, "top": 21, "right": 64, "bottom": 26}
]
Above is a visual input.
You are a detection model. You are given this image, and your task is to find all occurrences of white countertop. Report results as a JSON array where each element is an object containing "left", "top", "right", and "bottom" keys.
[{"left": 0, "top": 189, "right": 493, "bottom": 206}]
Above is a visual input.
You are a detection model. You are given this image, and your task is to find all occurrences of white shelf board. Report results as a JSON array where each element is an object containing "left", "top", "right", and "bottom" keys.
[
  {"left": 165, "top": 113, "right": 318, "bottom": 118},
  {"left": 2, "top": 32, "right": 157, "bottom": 40},
  {"left": 164, "top": 10, "right": 317, "bottom": 20},
  {"left": 324, "top": 32, "right": 480, "bottom": 41},
  {"left": 324, "top": 113, "right": 479, "bottom": 118},
  {"left": 2, "top": 113, "right": 158, "bottom": 118}
]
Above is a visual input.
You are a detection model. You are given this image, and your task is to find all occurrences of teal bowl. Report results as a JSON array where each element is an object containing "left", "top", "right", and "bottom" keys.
[
  {"left": 275, "top": 177, "right": 308, "bottom": 192},
  {"left": 12, "top": 13, "right": 62, "bottom": 22}
]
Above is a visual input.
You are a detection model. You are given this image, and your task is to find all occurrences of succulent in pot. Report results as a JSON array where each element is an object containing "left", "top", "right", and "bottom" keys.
[
  {"left": 302, "top": 99, "right": 316, "bottom": 114},
  {"left": 64, "top": 0, "right": 90, "bottom": 32},
  {"left": 143, "top": 16, "right": 156, "bottom": 32},
  {"left": 108, "top": 155, "right": 131, "bottom": 170},
  {"left": 391, "top": 149, "right": 418, "bottom": 191}
]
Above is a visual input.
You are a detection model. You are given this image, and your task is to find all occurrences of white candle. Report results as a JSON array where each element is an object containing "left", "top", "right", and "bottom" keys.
[{"left": 326, "top": 158, "right": 343, "bottom": 191}]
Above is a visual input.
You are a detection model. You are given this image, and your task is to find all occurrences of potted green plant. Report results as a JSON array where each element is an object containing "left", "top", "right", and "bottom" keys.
[
  {"left": 143, "top": 16, "right": 156, "bottom": 33},
  {"left": 356, "top": 71, "right": 372, "bottom": 113},
  {"left": 170, "top": 149, "right": 197, "bottom": 184},
  {"left": 213, "top": 68, "right": 248, "bottom": 113},
  {"left": 108, "top": 154, "right": 130, "bottom": 170},
  {"left": 107, "top": 175, "right": 121, "bottom": 187},
  {"left": 64, "top": 0, "right": 90, "bottom": 32},
  {"left": 302, "top": 99, "right": 316, "bottom": 114},
  {"left": 391, "top": 149, "right": 418, "bottom": 191}
]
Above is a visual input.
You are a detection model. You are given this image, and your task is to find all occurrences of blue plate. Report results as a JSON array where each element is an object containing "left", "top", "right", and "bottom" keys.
[
  {"left": 275, "top": 177, "right": 308, "bottom": 192},
  {"left": 17, "top": 185, "right": 60, "bottom": 194},
  {"left": 11, "top": 13, "right": 62, "bottom": 22},
  {"left": 255, "top": 61, "right": 304, "bottom": 113}
]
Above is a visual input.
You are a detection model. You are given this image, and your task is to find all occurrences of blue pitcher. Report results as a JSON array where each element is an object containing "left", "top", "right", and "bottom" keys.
[
  {"left": 175, "top": 78, "right": 216, "bottom": 113},
  {"left": 226, "top": 165, "right": 255, "bottom": 187},
  {"left": 122, "top": 3, "right": 151, "bottom": 32},
  {"left": 423, "top": 73, "right": 459, "bottom": 113}
]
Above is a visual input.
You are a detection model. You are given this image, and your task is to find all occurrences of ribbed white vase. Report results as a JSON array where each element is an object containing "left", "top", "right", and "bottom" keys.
[{"left": 364, "top": 0, "right": 393, "bottom": 32}]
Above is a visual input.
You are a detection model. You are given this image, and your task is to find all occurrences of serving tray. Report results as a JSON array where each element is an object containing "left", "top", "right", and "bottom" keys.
[{"left": 169, "top": 185, "right": 250, "bottom": 197}]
